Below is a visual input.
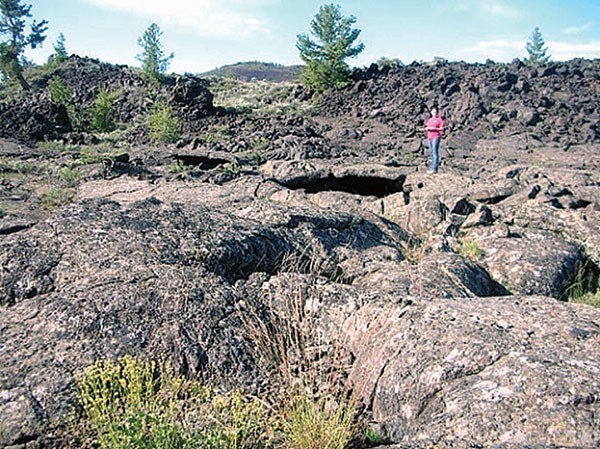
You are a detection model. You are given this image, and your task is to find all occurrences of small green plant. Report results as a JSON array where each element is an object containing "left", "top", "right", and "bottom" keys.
[
  {"left": 75, "top": 355, "right": 272, "bottom": 449},
  {"left": 148, "top": 103, "right": 181, "bottom": 144},
  {"left": 403, "top": 150, "right": 416, "bottom": 162},
  {"left": 459, "top": 239, "right": 483, "bottom": 260},
  {"left": 200, "top": 124, "right": 231, "bottom": 144},
  {"left": 218, "top": 160, "right": 241, "bottom": 176},
  {"left": 78, "top": 144, "right": 125, "bottom": 165},
  {"left": 38, "top": 187, "right": 76, "bottom": 209},
  {"left": 252, "top": 137, "right": 270, "bottom": 152},
  {"left": 566, "top": 261, "right": 599, "bottom": 307},
  {"left": 167, "top": 160, "right": 187, "bottom": 174},
  {"left": 90, "top": 90, "right": 115, "bottom": 132},
  {"left": 57, "top": 166, "right": 81, "bottom": 186},
  {"left": 364, "top": 427, "right": 386, "bottom": 447},
  {"left": 48, "top": 76, "right": 72, "bottom": 105},
  {"left": 282, "top": 393, "right": 356, "bottom": 449}
]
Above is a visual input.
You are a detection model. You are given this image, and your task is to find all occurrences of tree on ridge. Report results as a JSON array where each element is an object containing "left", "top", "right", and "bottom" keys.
[
  {"left": 525, "top": 26, "right": 551, "bottom": 65},
  {"left": 0, "top": 0, "right": 47, "bottom": 90},
  {"left": 136, "top": 22, "right": 173, "bottom": 82},
  {"left": 296, "top": 3, "right": 365, "bottom": 92}
]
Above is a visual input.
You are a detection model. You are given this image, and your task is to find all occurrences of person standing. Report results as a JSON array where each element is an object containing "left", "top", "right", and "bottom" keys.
[{"left": 424, "top": 106, "right": 445, "bottom": 174}]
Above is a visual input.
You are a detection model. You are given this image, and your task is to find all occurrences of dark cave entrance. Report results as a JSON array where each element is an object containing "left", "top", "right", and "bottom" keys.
[{"left": 281, "top": 174, "right": 406, "bottom": 198}]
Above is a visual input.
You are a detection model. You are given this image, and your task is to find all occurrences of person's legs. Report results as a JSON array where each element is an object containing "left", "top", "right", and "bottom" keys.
[{"left": 429, "top": 138, "right": 440, "bottom": 173}]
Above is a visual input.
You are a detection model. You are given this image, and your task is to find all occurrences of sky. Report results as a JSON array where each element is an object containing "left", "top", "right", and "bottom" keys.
[{"left": 21, "top": 0, "right": 600, "bottom": 74}]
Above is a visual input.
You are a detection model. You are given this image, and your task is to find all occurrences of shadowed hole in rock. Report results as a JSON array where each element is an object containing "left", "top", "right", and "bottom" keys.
[
  {"left": 281, "top": 174, "right": 406, "bottom": 198},
  {"left": 174, "top": 155, "right": 230, "bottom": 170}
]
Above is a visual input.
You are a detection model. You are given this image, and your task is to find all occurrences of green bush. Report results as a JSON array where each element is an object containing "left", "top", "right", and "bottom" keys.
[
  {"left": 57, "top": 166, "right": 81, "bottom": 186},
  {"left": 48, "top": 76, "right": 72, "bottom": 105},
  {"left": 90, "top": 91, "right": 115, "bottom": 133},
  {"left": 75, "top": 355, "right": 272, "bottom": 449},
  {"left": 37, "top": 187, "right": 76, "bottom": 210},
  {"left": 148, "top": 103, "right": 181, "bottom": 144},
  {"left": 459, "top": 239, "right": 483, "bottom": 260}
]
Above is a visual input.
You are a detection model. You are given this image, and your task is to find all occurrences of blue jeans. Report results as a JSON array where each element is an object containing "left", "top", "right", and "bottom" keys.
[{"left": 428, "top": 138, "right": 441, "bottom": 172}]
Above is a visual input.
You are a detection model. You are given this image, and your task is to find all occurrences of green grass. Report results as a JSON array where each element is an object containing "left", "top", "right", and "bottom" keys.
[
  {"left": 458, "top": 239, "right": 483, "bottom": 260},
  {"left": 37, "top": 187, "right": 76, "bottom": 210},
  {"left": 75, "top": 355, "right": 272, "bottom": 449},
  {"left": 209, "top": 78, "right": 315, "bottom": 116},
  {"left": 282, "top": 393, "right": 356, "bottom": 449},
  {"left": 570, "top": 291, "right": 600, "bottom": 308}
]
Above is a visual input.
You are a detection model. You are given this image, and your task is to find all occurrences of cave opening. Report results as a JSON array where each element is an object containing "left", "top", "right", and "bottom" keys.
[{"left": 281, "top": 174, "right": 406, "bottom": 198}]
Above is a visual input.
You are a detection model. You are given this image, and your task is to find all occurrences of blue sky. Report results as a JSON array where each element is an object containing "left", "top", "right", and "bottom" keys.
[{"left": 23, "top": 0, "right": 600, "bottom": 74}]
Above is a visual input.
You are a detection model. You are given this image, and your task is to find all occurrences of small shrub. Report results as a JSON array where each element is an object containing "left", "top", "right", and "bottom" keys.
[
  {"left": 90, "top": 91, "right": 115, "bottom": 133},
  {"left": 57, "top": 166, "right": 81, "bottom": 186},
  {"left": 0, "top": 157, "right": 49, "bottom": 176},
  {"left": 75, "top": 355, "right": 273, "bottom": 449},
  {"left": 167, "top": 160, "right": 187, "bottom": 174},
  {"left": 78, "top": 144, "right": 126, "bottom": 165},
  {"left": 459, "top": 239, "right": 483, "bottom": 260},
  {"left": 48, "top": 76, "right": 72, "bottom": 105},
  {"left": 38, "top": 187, "right": 76, "bottom": 210},
  {"left": 148, "top": 104, "right": 181, "bottom": 144},
  {"left": 364, "top": 427, "right": 387, "bottom": 447},
  {"left": 200, "top": 124, "right": 231, "bottom": 144}
]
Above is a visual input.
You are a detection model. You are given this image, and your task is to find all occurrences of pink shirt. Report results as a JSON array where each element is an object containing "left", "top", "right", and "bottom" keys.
[{"left": 425, "top": 116, "right": 445, "bottom": 140}]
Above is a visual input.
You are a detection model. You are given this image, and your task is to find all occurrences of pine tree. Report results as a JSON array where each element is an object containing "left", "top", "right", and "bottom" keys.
[
  {"left": 136, "top": 23, "right": 173, "bottom": 82},
  {"left": 0, "top": 0, "right": 47, "bottom": 90},
  {"left": 50, "top": 32, "right": 68, "bottom": 63},
  {"left": 296, "top": 3, "right": 364, "bottom": 92},
  {"left": 525, "top": 26, "right": 550, "bottom": 65}
]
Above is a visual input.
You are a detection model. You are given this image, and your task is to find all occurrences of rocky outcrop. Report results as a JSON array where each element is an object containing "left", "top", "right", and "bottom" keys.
[
  {"left": 0, "top": 56, "right": 214, "bottom": 144},
  {"left": 1, "top": 165, "right": 599, "bottom": 447},
  {"left": 1, "top": 58, "right": 600, "bottom": 448},
  {"left": 324, "top": 59, "right": 600, "bottom": 146}
]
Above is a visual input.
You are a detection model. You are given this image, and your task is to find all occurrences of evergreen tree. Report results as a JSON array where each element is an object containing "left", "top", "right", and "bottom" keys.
[
  {"left": 50, "top": 32, "right": 67, "bottom": 63},
  {"left": 136, "top": 23, "right": 173, "bottom": 82},
  {"left": 0, "top": 0, "right": 47, "bottom": 90},
  {"left": 296, "top": 3, "right": 364, "bottom": 92},
  {"left": 525, "top": 26, "right": 550, "bottom": 65}
]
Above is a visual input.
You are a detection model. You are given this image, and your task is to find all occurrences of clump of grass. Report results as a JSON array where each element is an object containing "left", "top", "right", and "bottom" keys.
[
  {"left": 282, "top": 394, "right": 356, "bottom": 449},
  {"left": 57, "top": 166, "right": 81, "bottom": 186},
  {"left": 570, "top": 291, "right": 600, "bottom": 308},
  {"left": 75, "top": 355, "right": 272, "bottom": 449},
  {"left": 37, "top": 187, "right": 76, "bottom": 210},
  {"left": 566, "top": 261, "right": 600, "bottom": 308},
  {"left": 210, "top": 78, "right": 315, "bottom": 116},
  {"left": 239, "top": 256, "right": 359, "bottom": 449},
  {"left": 78, "top": 143, "right": 127, "bottom": 165},
  {"left": 0, "top": 157, "right": 50, "bottom": 176},
  {"left": 200, "top": 124, "right": 232, "bottom": 144}
]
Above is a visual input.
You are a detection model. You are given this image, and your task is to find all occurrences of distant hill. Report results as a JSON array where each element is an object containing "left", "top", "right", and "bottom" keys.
[{"left": 200, "top": 61, "right": 304, "bottom": 82}]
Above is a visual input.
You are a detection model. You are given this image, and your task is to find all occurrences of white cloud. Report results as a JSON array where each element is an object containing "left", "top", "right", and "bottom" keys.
[
  {"left": 462, "top": 39, "right": 525, "bottom": 62},
  {"left": 459, "top": 38, "right": 600, "bottom": 62},
  {"left": 455, "top": 0, "right": 521, "bottom": 18},
  {"left": 479, "top": 1, "right": 521, "bottom": 18},
  {"left": 85, "top": 0, "right": 273, "bottom": 38},
  {"left": 562, "top": 23, "right": 592, "bottom": 36},
  {"left": 548, "top": 41, "right": 600, "bottom": 60}
]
